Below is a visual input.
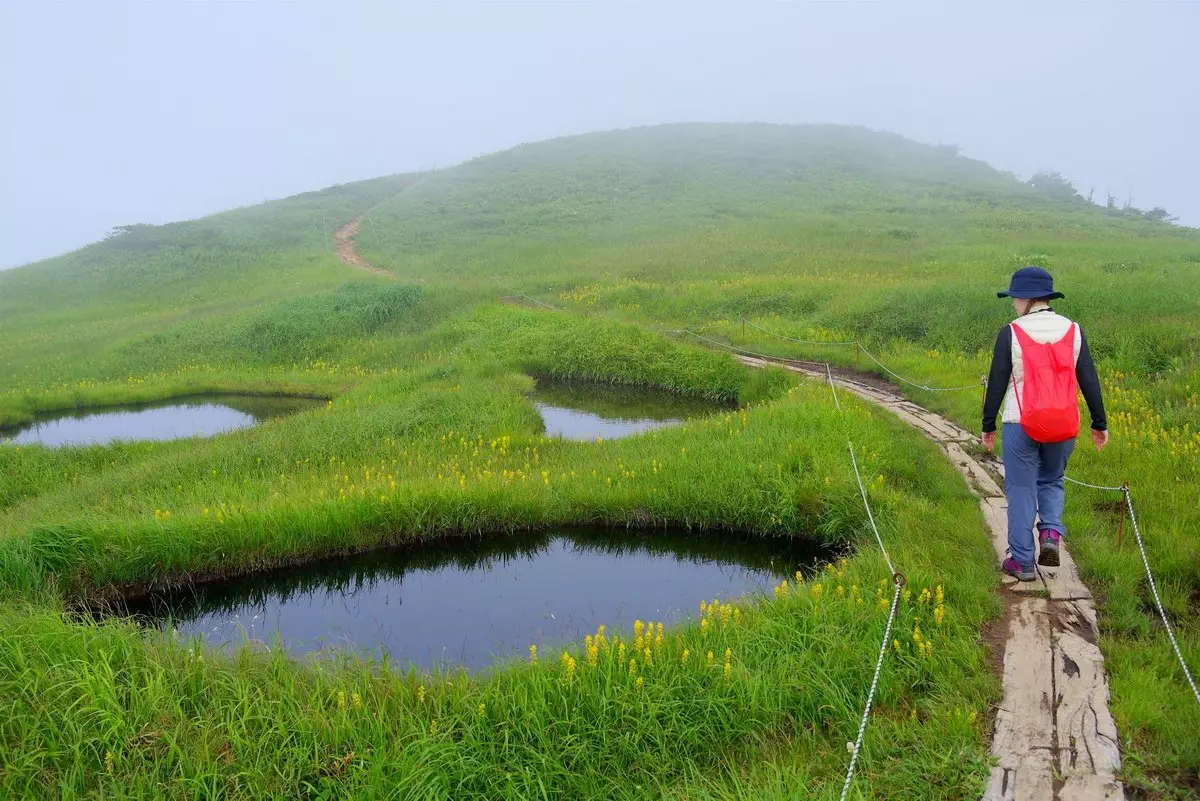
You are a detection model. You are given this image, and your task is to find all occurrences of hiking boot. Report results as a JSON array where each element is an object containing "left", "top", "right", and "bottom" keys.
[
  {"left": 1002, "top": 557, "right": 1037, "bottom": 582},
  {"left": 1038, "top": 530, "right": 1062, "bottom": 567}
]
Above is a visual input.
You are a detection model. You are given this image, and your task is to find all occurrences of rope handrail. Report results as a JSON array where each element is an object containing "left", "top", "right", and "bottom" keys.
[
  {"left": 855, "top": 342, "right": 985, "bottom": 393},
  {"left": 740, "top": 318, "right": 985, "bottom": 393},
  {"left": 742, "top": 316, "right": 859, "bottom": 346},
  {"left": 497, "top": 293, "right": 560, "bottom": 311},
  {"left": 1062, "top": 479, "right": 1199, "bottom": 708},
  {"left": 674, "top": 329, "right": 818, "bottom": 367},
  {"left": 840, "top": 441, "right": 905, "bottom": 798},
  {"left": 681, "top": 320, "right": 1198, "bottom": 767},
  {"left": 826, "top": 362, "right": 841, "bottom": 411}
]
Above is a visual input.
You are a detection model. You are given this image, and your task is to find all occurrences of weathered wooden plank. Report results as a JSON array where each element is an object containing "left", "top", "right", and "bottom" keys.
[
  {"left": 946, "top": 442, "right": 1005, "bottom": 498},
  {"left": 981, "top": 497, "right": 1011, "bottom": 561},
  {"left": 886, "top": 405, "right": 957, "bottom": 441},
  {"left": 1054, "top": 603, "right": 1122, "bottom": 784},
  {"left": 1059, "top": 775, "right": 1124, "bottom": 801},
  {"left": 1047, "top": 544, "right": 1093, "bottom": 601},
  {"left": 985, "top": 598, "right": 1057, "bottom": 800}
]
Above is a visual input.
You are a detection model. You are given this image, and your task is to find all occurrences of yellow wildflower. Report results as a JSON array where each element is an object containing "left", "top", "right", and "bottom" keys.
[
  {"left": 681, "top": 649, "right": 691, "bottom": 665},
  {"left": 337, "top": 691, "right": 347, "bottom": 712},
  {"left": 351, "top": 692, "right": 362, "bottom": 711},
  {"left": 529, "top": 644, "right": 538, "bottom": 664}
]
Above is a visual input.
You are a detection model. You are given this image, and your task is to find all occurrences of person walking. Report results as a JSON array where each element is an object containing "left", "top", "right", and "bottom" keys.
[{"left": 981, "top": 267, "right": 1108, "bottom": 581}]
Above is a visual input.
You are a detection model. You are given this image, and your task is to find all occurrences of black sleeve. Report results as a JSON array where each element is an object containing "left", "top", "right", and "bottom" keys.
[
  {"left": 1076, "top": 328, "right": 1107, "bottom": 431},
  {"left": 982, "top": 326, "right": 1011, "bottom": 433}
]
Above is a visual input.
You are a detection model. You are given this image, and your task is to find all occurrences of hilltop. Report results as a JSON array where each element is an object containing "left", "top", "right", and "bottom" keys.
[{"left": 2, "top": 123, "right": 1199, "bottom": 797}]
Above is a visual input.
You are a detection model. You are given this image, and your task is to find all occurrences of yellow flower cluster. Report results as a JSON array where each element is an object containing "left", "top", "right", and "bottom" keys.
[
  {"left": 560, "top": 650, "right": 578, "bottom": 679},
  {"left": 912, "top": 621, "right": 933, "bottom": 659},
  {"left": 698, "top": 598, "right": 739, "bottom": 629}
]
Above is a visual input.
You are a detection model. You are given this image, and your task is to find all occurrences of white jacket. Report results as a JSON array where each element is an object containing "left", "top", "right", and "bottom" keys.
[{"left": 1000, "top": 310, "right": 1082, "bottom": 425}]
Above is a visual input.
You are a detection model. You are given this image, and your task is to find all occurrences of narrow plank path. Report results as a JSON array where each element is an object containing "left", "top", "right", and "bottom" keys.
[{"left": 736, "top": 355, "right": 1123, "bottom": 801}]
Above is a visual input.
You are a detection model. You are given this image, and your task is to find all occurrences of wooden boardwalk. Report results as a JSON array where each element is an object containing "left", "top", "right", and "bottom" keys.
[{"left": 736, "top": 355, "right": 1123, "bottom": 801}]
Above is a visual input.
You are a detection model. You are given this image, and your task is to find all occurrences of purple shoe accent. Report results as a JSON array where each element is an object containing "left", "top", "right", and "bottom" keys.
[
  {"left": 1002, "top": 557, "right": 1037, "bottom": 582},
  {"left": 1038, "top": 529, "right": 1061, "bottom": 567}
]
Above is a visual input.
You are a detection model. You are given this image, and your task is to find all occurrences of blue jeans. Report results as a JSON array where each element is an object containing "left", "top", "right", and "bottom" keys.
[{"left": 1002, "top": 423, "right": 1076, "bottom": 566}]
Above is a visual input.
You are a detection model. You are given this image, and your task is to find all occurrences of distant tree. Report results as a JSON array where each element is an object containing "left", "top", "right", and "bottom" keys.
[
  {"left": 1027, "top": 171, "right": 1081, "bottom": 201},
  {"left": 105, "top": 223, "right": 158, "bottom": 239},
  {"left": 1142, "top": 207, "right": 1178, "bottom": 224}
]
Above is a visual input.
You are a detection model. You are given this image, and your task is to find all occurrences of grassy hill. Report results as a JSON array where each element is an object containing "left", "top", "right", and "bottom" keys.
[{"left": 1, "top": 123, "right": 1198, "bottom": 798}]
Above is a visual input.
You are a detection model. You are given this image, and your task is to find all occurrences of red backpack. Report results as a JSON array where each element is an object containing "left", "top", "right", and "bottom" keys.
[{"left": 1010, "top": 323, "right": 1080, "bottom": 443}]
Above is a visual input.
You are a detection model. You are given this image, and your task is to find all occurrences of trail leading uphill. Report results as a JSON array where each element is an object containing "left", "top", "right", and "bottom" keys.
[{"left": 333, "top": 217, "right": 393, "bottom": 278}]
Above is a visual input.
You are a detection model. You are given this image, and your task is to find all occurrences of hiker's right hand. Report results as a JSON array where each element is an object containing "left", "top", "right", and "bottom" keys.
[
  {"left": 982, "top": 431, "right": 996, "bottom": 452},
  {"left": 1092, "top": 429, "right": 1109, "bottom": 451}
]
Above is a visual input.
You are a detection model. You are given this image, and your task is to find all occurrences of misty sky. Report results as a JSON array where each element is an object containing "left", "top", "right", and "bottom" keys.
[{"left": 2, "top": 2, "right": 1197, "bottom": 269}]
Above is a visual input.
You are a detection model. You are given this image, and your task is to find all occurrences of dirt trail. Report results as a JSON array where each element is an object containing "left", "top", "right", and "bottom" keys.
[
  {"left": 333, "top": 217, "right": 394, "bottom": 278},
  {"left": 737, "top": 354, "right": 1124, "bottom": 801}
]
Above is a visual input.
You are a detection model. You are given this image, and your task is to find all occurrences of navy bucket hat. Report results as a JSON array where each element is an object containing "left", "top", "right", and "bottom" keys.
[{"left": 997, "top": 266, "right": 1064, "bottom": 300}]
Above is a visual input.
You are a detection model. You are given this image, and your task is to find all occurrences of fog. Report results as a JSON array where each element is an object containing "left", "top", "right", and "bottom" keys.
[{"left": 2, "top": 2, "right": 1197, "bottom": 269}]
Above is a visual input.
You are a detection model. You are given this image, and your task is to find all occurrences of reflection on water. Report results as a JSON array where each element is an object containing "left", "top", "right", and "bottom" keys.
[
  {"left": 113, "top": 528, "right": 833, "bottom": 672},
  {"left": 2, "top": 395, "right": 322, "bottom": 446},
  {"left": 530, "top": 380, "right": 724, "bottom": 441}
]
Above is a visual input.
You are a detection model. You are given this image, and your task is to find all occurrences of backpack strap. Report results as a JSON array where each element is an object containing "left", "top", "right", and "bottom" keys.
[{"left": 1009, "top": 324, "right": 1024, "bottom": 418}]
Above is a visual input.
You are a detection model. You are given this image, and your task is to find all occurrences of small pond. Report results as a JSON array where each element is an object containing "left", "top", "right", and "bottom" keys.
[
  {"left": 114, "top": 528, "right": 832, "bottom": 671},
  {"left": 530, "top": 380, "right": 723, "bottom": 441},
  {"left": 1, "top": 395, "right": 323, "bottom": 447}
]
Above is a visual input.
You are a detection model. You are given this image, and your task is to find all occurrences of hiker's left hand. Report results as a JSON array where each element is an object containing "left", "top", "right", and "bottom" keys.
[
  {"left": 1092, "top": 429, "right": 1109, "bottom": 451},
  {"left": 982, "top": 431, "right": 996, "bottom": 452}
]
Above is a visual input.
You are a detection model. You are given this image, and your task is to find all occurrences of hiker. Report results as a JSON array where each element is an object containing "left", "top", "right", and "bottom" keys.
[{"left": 981, "top": 266, "right": 1108, "bottom": 582}]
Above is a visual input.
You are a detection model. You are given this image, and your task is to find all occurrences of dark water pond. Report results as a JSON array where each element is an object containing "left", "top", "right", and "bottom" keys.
[
  {"left": 116, "top": 528, "right": 831, "bottom": 671},
  {"left": 2, "top": 395, "right": 323, "bottom": 446},
  {"left": 530, "top": 380, "right": 723, "bottom": 441}
]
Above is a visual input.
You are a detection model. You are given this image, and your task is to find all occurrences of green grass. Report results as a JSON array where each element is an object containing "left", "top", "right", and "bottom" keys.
[{"left": 1, "top": 122, "right": 1198, "bottom": 797}]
